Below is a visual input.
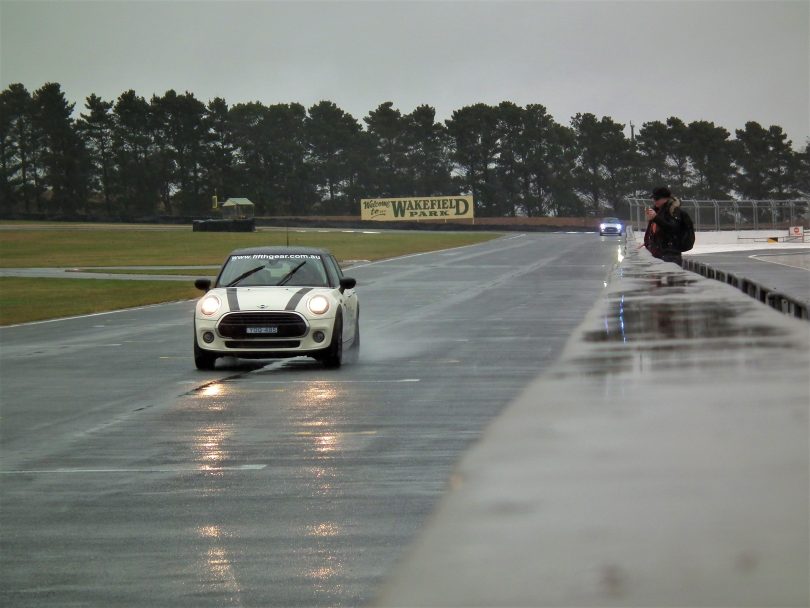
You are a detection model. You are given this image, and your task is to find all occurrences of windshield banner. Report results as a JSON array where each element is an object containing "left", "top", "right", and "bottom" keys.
[{"left": 360, "top": 196, "right": 474, "bottom": 221}]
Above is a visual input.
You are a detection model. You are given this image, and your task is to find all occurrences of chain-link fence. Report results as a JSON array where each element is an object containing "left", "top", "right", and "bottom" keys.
[{"left": 625, "top": 198, "right": 810, "bottom": 232}]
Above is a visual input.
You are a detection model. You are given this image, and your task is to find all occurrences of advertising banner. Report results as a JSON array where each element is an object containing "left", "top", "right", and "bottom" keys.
[{"left": 360, "top": 196, "right": 474, "bottom": 221}]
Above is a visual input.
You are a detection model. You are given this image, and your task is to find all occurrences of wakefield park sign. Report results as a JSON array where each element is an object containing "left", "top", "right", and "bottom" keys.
[{"left": 360, "top": 196, "right": 474, "bottom": 221}]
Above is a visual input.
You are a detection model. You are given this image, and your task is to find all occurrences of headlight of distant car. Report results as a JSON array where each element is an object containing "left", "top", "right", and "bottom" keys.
[
  {"left": 600, "top": 223, "right": 606, "bottom": 230},
  {"left": 200, "top": 294, "right": 221, "bottom": 316},
  {"left": 307, "top": 294, "right": 330, "bottom": 315}
]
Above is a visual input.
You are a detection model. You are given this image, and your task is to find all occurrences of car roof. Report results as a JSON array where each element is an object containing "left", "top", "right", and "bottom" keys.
[
  {"left": 602, "top": 217, "right": 621, "bottom": 222},
  {"left": 227, "top": 246, "right": 332, "bottom": 256}
]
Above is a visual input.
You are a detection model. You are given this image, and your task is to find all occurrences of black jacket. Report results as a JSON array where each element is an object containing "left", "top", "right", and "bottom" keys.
[{"left": 644, "top": 197, "right": 685, "bottom": 259}]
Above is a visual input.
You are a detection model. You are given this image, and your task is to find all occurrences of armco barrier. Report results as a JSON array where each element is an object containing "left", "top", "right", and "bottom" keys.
[
  {"left": 192, "top": 218, "right": 255, "bottom": 232},
  {"left": 682, "top": 258, "right": 809, "bottom": 320}
]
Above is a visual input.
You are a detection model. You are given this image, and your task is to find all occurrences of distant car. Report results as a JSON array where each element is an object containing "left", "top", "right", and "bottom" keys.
[
  {"left": 193, "top": 247, "right": 359, "bottom": 370},
  {"left": 599, "top": 217, "right": 624, "bottom": 236}
]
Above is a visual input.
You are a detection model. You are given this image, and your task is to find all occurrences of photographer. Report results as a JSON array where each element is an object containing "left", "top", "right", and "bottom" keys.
[{"left": 644, "top": 186, "right": 688, "bottom": 265}]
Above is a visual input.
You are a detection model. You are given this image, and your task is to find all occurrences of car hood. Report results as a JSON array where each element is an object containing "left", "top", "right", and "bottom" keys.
[{"left": 208, "top": 286, "right": 333, "bottom": 315}]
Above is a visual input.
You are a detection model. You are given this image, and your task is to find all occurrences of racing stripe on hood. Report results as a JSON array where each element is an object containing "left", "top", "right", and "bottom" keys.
[
  {"left": 226, "top": 287, "right": 240, "bottom": 311},
  {"left": 285, "top": 287, "right": 313, "bottom": 311}
]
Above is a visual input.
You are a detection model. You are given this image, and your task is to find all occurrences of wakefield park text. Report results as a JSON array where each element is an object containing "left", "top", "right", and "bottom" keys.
[{"left": 360, "top": 196, "right": 474, "bottom": 221}]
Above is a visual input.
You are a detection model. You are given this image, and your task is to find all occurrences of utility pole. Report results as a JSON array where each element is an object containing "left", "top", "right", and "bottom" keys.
[{"left": 629, "top": 121, "right": 638, "bottom": 225}]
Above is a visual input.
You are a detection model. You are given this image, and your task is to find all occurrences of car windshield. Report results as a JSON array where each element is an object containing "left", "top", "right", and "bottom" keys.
[
  {"left": 217, "top": 254, "right": 329, "bottom": 287},
  {"left": 603, "top": 218, "right": 621, "bottom": 224}
]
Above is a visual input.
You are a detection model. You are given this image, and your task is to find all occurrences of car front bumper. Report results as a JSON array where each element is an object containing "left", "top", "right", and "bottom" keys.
[{"left": 195, "top": 315, "right": 336, "bottom": 358}]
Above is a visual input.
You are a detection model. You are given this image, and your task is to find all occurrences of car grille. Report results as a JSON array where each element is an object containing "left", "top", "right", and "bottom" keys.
[
  {"left": 602, "top": 227, "right": 621, "bottom": 234},
  {"left": 217, "top": 312, "right": 308, "bottom": 339},
  {"left": 224, "top": 340, "right": 301, "bottom": 349}
]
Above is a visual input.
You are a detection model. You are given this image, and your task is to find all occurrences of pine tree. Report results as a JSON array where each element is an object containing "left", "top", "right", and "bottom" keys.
[
  {"left": 364, "top": 102, "right": 408, "bottom": 197},
  {"left": 150, "top": 90, "right": 208, "bottom": 215},
  {"left": 305, "top": 101, "right": 362, "bottom": 210},
  {"left": 686, "top": 120, "right": 733, "bottom": 199},
  {"left": 524, "top": 105, "right": 580, "bottom": 216},
  {"left": 204, "top": 97, "right": 236, "bottom": 208},
  {"left": 32, "top": 83, "right": 87, "bottom": 215},
  {"left": 1, "top": 84, "right": 40, "bottom": 213},
  {"left": 635, "top": 121, "right": 670, "bottom": 188},
  {"left": 402, "top": 105, "right": 454, "bottom": 198},
  {"left": 0, "top": 88, "right": 17, "bottom": 211},
  {"left": 794, "top": 141, "right": 810, "bottom": 197},
  {"left": 78, "top": 94, "right": 115, "bottom": 216},
  {"left": 446, "top": 104, "right": 500, "bottom": 216},
  {"left": 571, "top": 113, "right": 634, "bottom": 215},
  {"left": 113, "top": 90, "right": 159, "bottom": 216}
]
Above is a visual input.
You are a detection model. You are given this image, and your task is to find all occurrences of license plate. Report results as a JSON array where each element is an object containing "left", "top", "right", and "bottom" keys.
[{"left": 246, "top": 327, "right": 279, "bottom": 334}]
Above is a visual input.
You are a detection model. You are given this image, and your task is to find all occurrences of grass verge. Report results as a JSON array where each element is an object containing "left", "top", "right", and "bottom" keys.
[
  {"left": 75, "top": 268, "right": 220, "bottom": 276},
  {"left": 0, "top": 278, "right": 200, "bottom": 326},
  {"left": 0, "top": 225, "right": 497, "bottom": 267},
  {"left": 0, "top": 224, "right": 501, "bottom": 325}
]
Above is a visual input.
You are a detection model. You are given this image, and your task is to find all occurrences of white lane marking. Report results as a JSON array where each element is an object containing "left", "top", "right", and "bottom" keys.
[
  {"left": 253, "top": 379, "right": 420, "bottom": 384},
  {"left": 749, "top": 252, "right": 810, "bottom": 271},
  {"left": 0, "top": 464, "right": 267, "bottom": 475},
  {"left": 346, "top": 237, "right": 510, "bottom": 269}
]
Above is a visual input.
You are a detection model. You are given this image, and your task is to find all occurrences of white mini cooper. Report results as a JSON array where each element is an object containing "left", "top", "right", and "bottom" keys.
[{"left": 193, "top": 247, "right": 359, "bottom": 370}]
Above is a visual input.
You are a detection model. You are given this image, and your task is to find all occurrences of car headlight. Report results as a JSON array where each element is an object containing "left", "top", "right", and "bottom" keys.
[
  {"left": 200, "top": 294, "right": 221, "bottom": 316},
  {"left": 307, "top": 294, "right": 330, "bottom": 315},
  {"left": 600, "top": 224, "right": 606, "bottom": 230}
]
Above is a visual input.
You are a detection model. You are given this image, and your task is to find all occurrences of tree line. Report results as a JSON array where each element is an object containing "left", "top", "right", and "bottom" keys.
[{"left": 1, "top": 82, "right": 808, "bottom": 220}]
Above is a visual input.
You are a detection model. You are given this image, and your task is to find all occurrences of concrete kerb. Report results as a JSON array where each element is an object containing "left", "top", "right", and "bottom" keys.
[{"left": 375, "top": 246, "right": 810, "bottom": 607}]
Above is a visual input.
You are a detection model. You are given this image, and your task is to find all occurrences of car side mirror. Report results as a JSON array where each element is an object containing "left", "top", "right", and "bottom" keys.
[
  {"left": 195, "top": 278, "right": 212, "bottom": 292},
  {"left": 339, "top": 277, "right": 356, "bottom": 293}
]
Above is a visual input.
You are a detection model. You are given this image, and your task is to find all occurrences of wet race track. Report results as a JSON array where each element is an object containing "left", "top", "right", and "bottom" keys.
[{"left": 1, "top": 233, "right": 619, "bottom": 607}]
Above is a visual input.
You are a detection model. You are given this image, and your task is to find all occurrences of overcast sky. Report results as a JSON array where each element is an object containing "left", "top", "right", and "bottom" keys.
[{"left": 2, "top": 0, "right": 808, "bottom": 147}]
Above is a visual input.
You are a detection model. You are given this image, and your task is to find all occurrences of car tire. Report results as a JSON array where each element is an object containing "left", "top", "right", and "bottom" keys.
[
  {"left": 322, "top": 313, "right": 343, "bottom": 368},
  {"left": 193, "top": 327, "right": 218, "bottom": 370}
]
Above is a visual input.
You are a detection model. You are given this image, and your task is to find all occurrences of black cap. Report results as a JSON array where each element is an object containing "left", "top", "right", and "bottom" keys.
[{"left": 651, "top": 186, "right": 671, "bottom": 200}]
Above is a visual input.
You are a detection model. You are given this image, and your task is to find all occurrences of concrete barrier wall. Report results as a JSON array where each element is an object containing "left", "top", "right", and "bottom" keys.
[{"left": 693, "top": 229, "right": 807, "bottom": 245}]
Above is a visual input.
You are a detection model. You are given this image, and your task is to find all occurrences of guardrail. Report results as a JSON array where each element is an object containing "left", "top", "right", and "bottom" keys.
[{"left": 682, "top": 258, "right": 809, "bottom": 321}]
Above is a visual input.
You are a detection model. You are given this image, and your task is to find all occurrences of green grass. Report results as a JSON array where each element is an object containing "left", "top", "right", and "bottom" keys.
[
  {"left": 0, "top": 225, "right": 497, "bottom": 267},
  {"left": 0, "top": 223, "right": 501, "bottom": 325},
  {"left": 76, "top": 268, "right": 220, "bottom": 276},
  {"left": 0, "top": 277, "right": 200, "bottom": 325}
]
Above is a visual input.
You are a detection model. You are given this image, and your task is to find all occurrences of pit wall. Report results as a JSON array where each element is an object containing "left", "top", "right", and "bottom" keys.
[
  {"left": 629, "top": 227, "right": 810, "bottom": 251},
  {"left": 690, "top": 229, "right": 808, "bottom": 246}
]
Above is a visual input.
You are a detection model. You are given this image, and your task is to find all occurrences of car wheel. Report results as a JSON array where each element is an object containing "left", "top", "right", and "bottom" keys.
[
  {"left": 193, "top": 327, "right": 218, "bottom": 370},
  {"left": 322, "top": 313, "right": 343, "bottom": 368}
]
